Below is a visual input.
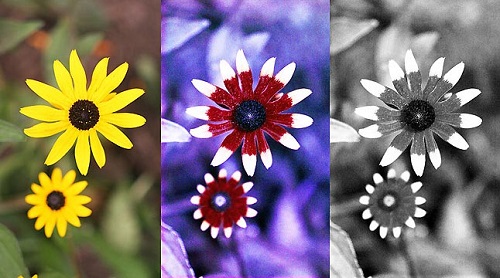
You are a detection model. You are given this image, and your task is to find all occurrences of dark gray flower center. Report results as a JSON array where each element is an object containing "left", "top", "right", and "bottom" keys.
[
  {"left": 233, "top": 100, "right": 266, "bottom": 132},
  {"left": 47, "top": 191, "right": 65, "bottom": 210},
  {"left": 378, "top": 191, "right": 399, "bottom": 212},
  {"left": 210, "top": 192, "right": 231, "bottom": 212},
  {"left": 401, "top": 100, "right": 435, "bottom": 132},
  {"left": 69, "top": 100, "right": 100, "bottom": 130}
]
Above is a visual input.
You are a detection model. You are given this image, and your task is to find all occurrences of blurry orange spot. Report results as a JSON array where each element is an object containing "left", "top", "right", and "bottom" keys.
[
  {"left": 92, "top": 40, "right": 113, "bottom": 57},
  {"left": 27, "top": 30, "right": 49, "bottom": 50}
]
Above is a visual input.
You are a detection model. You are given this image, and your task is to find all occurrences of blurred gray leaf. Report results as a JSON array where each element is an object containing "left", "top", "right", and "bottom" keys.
[
  {"left": 0, "top": 119, "right": 25, "bottom": 142},
  {"left": 330, "top": 221, "right": 364, "bottom": 278},
  {"left": 0, "top": 18, "right": 42, "bottom": 54},
  {"left": 331, "top": 17, "right": 378, "bottom": 55},
  {"left": 330, "top": 118, "right": 360, "bottom": 143},
  {"left": 161, "top": 118, "right": 191, "bottom": 143},
  {"left": 162, "top": 17, "right": 210, "bottom": 54},
  {"left": 0, "top": 224, "right": 29, "bottom": 277},
  {"left": 161, "top": 222, "right": 195, "bottom": 278}
]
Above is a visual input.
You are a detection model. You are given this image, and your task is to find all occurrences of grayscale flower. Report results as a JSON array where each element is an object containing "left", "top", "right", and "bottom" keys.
[{"left": 356, "top": 50, "right": 482, "bottom": 176}]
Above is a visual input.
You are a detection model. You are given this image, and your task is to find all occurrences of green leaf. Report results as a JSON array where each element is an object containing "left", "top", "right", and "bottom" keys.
[
  {"left": 330, "top": 221, "right": 364, "bottom": 278},
  {"left": 331, "top": 17, "right": 378, "bottom": 55},
  {"left": 0, "top": 19, "right": 43, "bottom": 54},
  {"left": 75, "top": 32, "right": 104, "bottom": 57},
  {"left": 0, "top": 224, "right": 29, "bottom": 277},
  {"left": 102, "top": 186, "right": 140, "bottom": 254},
  {"left": 0, "top": 119, "right": 25, "bottom": 142}
]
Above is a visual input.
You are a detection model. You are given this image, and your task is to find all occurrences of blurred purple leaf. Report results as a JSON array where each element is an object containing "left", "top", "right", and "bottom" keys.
[
  {"left": 331, "top": 17, "right": 378, "bottom": 55},
  {"left": 161, "top": 222, "right": 195, "bottom": 278},
  {"left": 162, "top": 17, "right": 210, "bottom": 54},
  {"left": 330, "top": 118, "right": 360, "bottom": 143},
  {"left": 161, "top": 118, "right": 191, "bottom": 143},
  {"left": 330, "top": 222, "right": 364, "bottom": 278}
]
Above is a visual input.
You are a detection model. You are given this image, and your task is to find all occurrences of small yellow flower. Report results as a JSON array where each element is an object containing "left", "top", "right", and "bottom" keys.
[
  {"left": 25, "top": 168, "right": 92, "bottom": 238},
  {"left": 20, "top": 50, "right": 146, "bottom": 175},
  {"left": 17, "top": 275, "right": 38, "bottom": 278}
]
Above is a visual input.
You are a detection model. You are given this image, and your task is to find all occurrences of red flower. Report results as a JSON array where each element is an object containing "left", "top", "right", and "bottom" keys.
[
  {"left": 186, "top": 50, "right": 313, "bottom": 176},
  {"left": 190, "top": 169, "right": 257, "bottom": 238}
]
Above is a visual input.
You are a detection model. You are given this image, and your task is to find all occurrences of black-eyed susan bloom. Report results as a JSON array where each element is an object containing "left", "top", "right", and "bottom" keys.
[
  {"left": 20, "top": 50, "right": 146, "bottom": 175},
  {"left": 356, "top": 50, "right": 481, "bottom": 176},
  {"left": 359, "top": 169, "right": 426, "bottom": 239},
  {"left": 190, "top": 169, "right": 257, "bottom": 239},
  {"left": 186, "top": 50, "right": 313, "bottom": 176},
  {"left": 25, "top": 168, "right": 92, "bottom": 238}
]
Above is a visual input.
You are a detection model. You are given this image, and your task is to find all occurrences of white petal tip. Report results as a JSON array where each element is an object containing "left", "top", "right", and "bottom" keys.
[
  {"left": 405, "top": 49, "right": 419, "bottom": 73},
  {"left": 355, "top": 106, "right": 379, "bottom": 121},
  {"left": 242, "top": 181, "right": 254, "bottom": 193},
  {"left": 380, "top": 146, "right": 403, "bottom": 167},
  {"left": 190, "top": 196, "right": 200, "bottom": 205},
  {"left": 186, "top": 106, "right": 209, "bottom": 120},
  {"left": 279, "top": 133, "right": 300, "bottom": 150},
  {"left": 362, "top": 208, "right": 372, "bottom": 219},
  {"left": 190, "top": 125, "right": 212, "bottom": 138},
  {"left": 275, "top": 62, "right": 296, "bottom": 85},
  {"left": 246, "top": 196, "right": 258, "bottom": 205},
  {"left": 223, "top": 227, "right": 233, "bottom": 238},
  {"left": 260, "top": 149, "right": 273, "bottom": 169},
  {"left": 220, "top": 60, "right": 236, "bottom": 81},
  {"left": 400, "top": 170, "right": 411, "bottom": 182},
  {"left": 415, "top": 196, "right": 426, "bottom": 205},
  {"left": 236, "top": 49, "right": 250, "bottom": 73},
  {"left": 379, "top": 226, "right": 388, "bottom": 238},
  {"left": 358, "top": 125, "right": 382, "bottom": 138},
  {"left": 405, "top": 217, "right": 416, "bottom": 228},
  {"left": 414, "top": 207, "right": 427, "bottom": 218},
  {"left": 392, "top": 227, "right": 402, "bottom": 238},
  {"left": 291, "top": 114, "right": 314, "bottom": 128},
  {"left": 411, "top": 181, "right": 423, "bottom": 193},
  {"left": 242, "top": 154, "right": 257, "bottom": 176},
  {"left": 260, "top": 57, "right": 276, "bottom": 77},
  {"left": 246, "top": 208, "right": 258, "bottom": 217},
  {"left": 236, "top": 217, "right": 247, "bottom": 228},
  {"left": 211, "top": 147, "right": 233, "bottom": 166},
  {"left": 359, "top": 195, "right": 370, "bottom": 205},
  {"left": 410, "top": 153, "right": 425, "bottom": 177},
  {"left": 360, "top": 79, "right": 385, "bottom": 97},
  {"left": 365, "top": 184, "right": 375, "bottom": 194},
  {"left": 373, "top": 173, "right": 384, "bottom": 184}
]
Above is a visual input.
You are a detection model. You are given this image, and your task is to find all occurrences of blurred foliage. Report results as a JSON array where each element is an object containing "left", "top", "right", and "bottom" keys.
[
  {"left": 332, "top": 0, "right": 500, "bottom": 277},
  {"left": 0, "top": 0, "right": 160, "bottom": 276}
]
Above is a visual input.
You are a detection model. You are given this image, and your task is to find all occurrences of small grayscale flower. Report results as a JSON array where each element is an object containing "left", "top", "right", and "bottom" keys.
[
  {"left": 359, "top": 169, "right": 426, "bottom": 239},
  {"left": 356, "top": 50, "right": 482, "bottom": 176}
]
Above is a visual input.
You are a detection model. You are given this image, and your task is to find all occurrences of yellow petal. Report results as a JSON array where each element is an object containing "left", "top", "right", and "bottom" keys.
[
  {"left": 101, "top": 113, "right": 146, "bottom": 128},
  {"left": 34, "top": 209, "right": 50, "bottom": 230},
  {"left": 25, "top": 79, "right": 72, "bottom": 109},
  {"left": 44, "top": 215, "right": 56, "bottom": 238},
  {"left": 54, "top": 60, "right": 75, "bottom": 100},
  {"left": 96, "top": 121, "right": 133, "bottom": 149},
  {"left": 98, "top": 88, "right": 144, "bottom": 115},
  {"left": 45, "top": 127, "right": 79, "bottom": 165},
  {"left": 56, "top": 216, "right": 68, "bottom": 237},
  {"left": 20, "top": 105, "right": 66, "bottom": 122},
  {"left": 25, "top": 194, "right": 43, "bottom": 206},
  {"left": 89, "top": 129, "right": 105, "bottom": 167},
  {"left": 74, "top": 205, "right": 92, "bottom": 217},
  {"left": 66, "top": 181, "right": 88, "bottom": 196},
  {"left": 91, "top": 62, "right": 129, "bottom": 103},
  {"left": 71, "top": 195, "right": 92, "bottom": 205},
  {"left": 70, "top": 50, "right": 87, "bottom": 100},
  {"left": 24, "top": 121, "right": 69, "bottom": 138},
  {"left": 61, "top": 207, "right": 81, "bottom": 227},
  {"left": 61, "top": 170, "right": 76, "bottom": 190},
  {"left": 31, "top": 183, "right": 42, "bottom": 194},
  {"left": 38, "top": 172, "right": 51, "bottom": 188},
  {"left": 27, "top": 205, "right": 44, "bottom": 218},
  {"left": 88, "top": 57, "right": 109, "bottom": 97},
  {"left": 75, "top": 131, "right": 91, "bottom": 176},
  {"left": 51, "top": 167, "right": 63, "bottom": 185}
]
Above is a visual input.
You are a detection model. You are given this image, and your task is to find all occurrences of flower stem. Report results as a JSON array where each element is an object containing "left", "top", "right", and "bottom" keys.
[
  {"left": 398, "top": 232, "right": 418, "bottom": 278},
  {"left": 229, "top": 235, "right": 248, "bottom": 278}
]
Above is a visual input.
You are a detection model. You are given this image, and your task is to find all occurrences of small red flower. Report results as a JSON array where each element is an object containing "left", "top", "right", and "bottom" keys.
[
  {"left": 186, "top": 50, "right": 313, "bottom": 176},
  {"left": 190, "top": 169, "right": 257, "bottom": 238}
]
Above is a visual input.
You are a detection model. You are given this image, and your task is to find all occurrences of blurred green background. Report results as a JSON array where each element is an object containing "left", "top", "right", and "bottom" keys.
[{"left": 0, "top": 0, "right": 160, "bottom": 277}]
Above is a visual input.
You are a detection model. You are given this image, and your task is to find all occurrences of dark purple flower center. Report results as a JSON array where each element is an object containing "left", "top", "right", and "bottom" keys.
[
  {"left": 377, "top": 191, "right": 399, "bottom": 212},
  {"left": 233, "top": 100, "right": 266, "bottom": 132},
  {"left": 210, "top": 192, "right": 231, "bottom": 212},
  {"left": 46, "top": 191, "right": 65, "bottom": 210},
  {"left": 401, "top": 100, "right": 435, "bottom": 132},
  {"left": 69, "top": 100, "right": 100, "bottom": 130}
]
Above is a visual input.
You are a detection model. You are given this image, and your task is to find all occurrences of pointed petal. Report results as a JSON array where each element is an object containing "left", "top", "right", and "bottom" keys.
[
  {"left": 388, "top": 59, "right": 411, "bottom": 98},
  {"left": 435, "top": 88, "right": 481, "bottom": 113},
  {"left": 358, "top": 122, "right": 403, "bottom": 138},
  {"left": 223, "top": 227, "right": 233, "bottom": 238},
  {"left": 359, "top": 195, "right": 370, "bottom": 205},
  {"left": 193, "top": 209, "right": 202, "bottom": 219},
  {"left": 26, "top": 79, "right": 72, "bottom": 109},
  {"left": 405, "top": 50, "right": 422, "bottom": 98},
  {"left": 410, "top": 132, "right": 426, "bottom": 176},
  {"left": 437, "top": 113, "right": 482, "bottom": 129},
  {"left": 24, "top": 121, "right": 69, "bottom": 138},
  {"left": 369, "top": 220, "right": 379, "bottom": 231},
  {"left": 246, "top": 197, "right": 257, "bottom": 205},
  {"left": 365, "top": 184, "right": 375, "bottom": 194},
  {"left": 414, "top": 207, "right": 427, "bottom": 218},
  {"left": 91, "top": 62, "right": 129, "bottom": 103},
  {"left": 236, "top": 217, "right": 247, "bottom": 228},
  {"left": 98, "top": 88, "right": 145, "bottom": 115},
  {"left": 392, "top": 227, "right": 402, "bottom": 238},
  {"left": 242, "top": 181, "right": 253, "bottom": 193},
  {"left": 405, "top": 217, "right": 416, "bottom": 228},
  {"left": 196, "top": 185, "right": 206, "bottom": 194},
  {"left": 424, "top": 130, "right": 441, "bottom": 169},
  {"left": 190, "top": 196, "right": 201, "bottom": 205},
  {"left": 95, "top": 121, "right": 133, "bottom": 149},
  {"left": 387, "top": 168, "right": 396, "bottom": 179},
  {"left": 45, "top": 127, "right": 79, "bottom": 165},
  {"left": 210, "top": 226, "right": 219, "bottom": 238},
  {"left": 69, "top": 50, "right": 87, "bottom": 99},
  {"left": 411, "top": 181, "right": 423, "bottom": 193},
  {"left": 379, "top": 129, "right": 413, "bottom": 166},
  {"left": 20, "top": 105, "right": 66, "bottom": 122},
  {"left": 415, "top": 196, "right": 426, "bottom": 205},
  {"left": 210, "top": 130, "right": 244, "bottom": 166},
  {"left": 89, "top": 129, "right": 105, "bottom": 168},
  {"left": 200, "top": 221, "right": 210, "bottom": 231},
  {"left": 362, "top": 208, "right": 372, "bottom": 219},
  {"left": 423, "top": 57, "right": 445, "bottom": 98},
  {"left": 246, "top": 207, "right": 258, "bottom": 217},
  {"left": 75, "top": 131, "right": 91, "bottom": 176},
  {"left": 431, "top": 122, "right": 469, "bottom": 150},
  {"left": 400, "top": 170, "right": 411, "bottom": 182},
  {"left": 372, "top": 173, "right": 383, "bottom": 184},
  {"left": 379, "top": 226, "right": 388, "bottom": 238}
]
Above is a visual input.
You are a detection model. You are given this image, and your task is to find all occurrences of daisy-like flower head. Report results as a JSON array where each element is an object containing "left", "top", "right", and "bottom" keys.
[
  {"left": 356, "top": 50, "right": 482, "bottom": 176},
  {"left": 359, "top": 169, "right": 426, "bottom": 239},
  {"left": 25, "top": 168, "right": 92, "bottom": 238},
  {"left": 186, "top": 50, "right": 313, "bottom": 176},
  {"left": 20, "top": 50, "right": 146, "bottom": 175},
  {"left": 190, "top": 169, "right": 257, "bottom": 239},
  {"left": 18, "top": 275, "right": 38, "bottom": 278}
]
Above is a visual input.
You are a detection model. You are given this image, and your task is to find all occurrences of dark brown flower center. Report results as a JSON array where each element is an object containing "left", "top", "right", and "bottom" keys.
[
  {"left": 233, "top": 100, "right": 266, "bottom": 132},
  {"left": 401, "top": 100, "right": 435, "bottom": 132},
  {"left": 46, "top": 191, "right": 65, "bottom": 210},
  {"left": 210, "top": 192, "right": 231, "bottom": 212},
  {"left": 69, "top": 100, "right": 100, "bottom": 130}
]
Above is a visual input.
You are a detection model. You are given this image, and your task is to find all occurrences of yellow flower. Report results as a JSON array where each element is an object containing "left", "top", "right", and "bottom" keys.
[
  {"left": 20, "top": 50, "right": 146, "bottom": 175},
  {"left": 17, "top": 275, "right": 38, "bottom": 278},
  {"left": 25, "top": 168, "right": 92, "bottom": 238}
]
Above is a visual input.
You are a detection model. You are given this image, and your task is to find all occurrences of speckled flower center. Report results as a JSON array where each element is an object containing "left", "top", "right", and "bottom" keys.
[
  {"left": 46, "top": 191, "right": 65, "bottom": 210},
  {"left": 233, "top": 100, "right": 266, "bottom": 132},
  {"left": 401, "top": 100, "right": 435, "bottom": 132},
  {"left": 378, "top": 191, "right": 398, "bottom": 212},
  {"left": 69, "top": 100, "right": 100, "bottom": 130},
  {"left": 210, "top": 192, "right": 231, "bottom": 212}
]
